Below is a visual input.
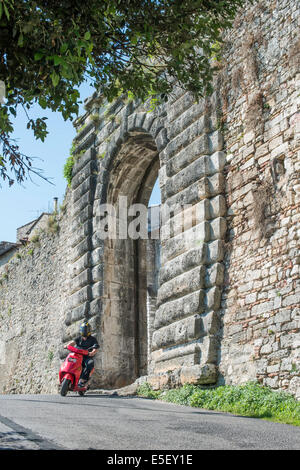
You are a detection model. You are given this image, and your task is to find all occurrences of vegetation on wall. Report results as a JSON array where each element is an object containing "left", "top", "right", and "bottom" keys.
[
  {"left": 63, "top": 154, "right": 75, "bottom": 187},
  {"left": 0, "top": 0, "right": 248, "bottom": 186}
]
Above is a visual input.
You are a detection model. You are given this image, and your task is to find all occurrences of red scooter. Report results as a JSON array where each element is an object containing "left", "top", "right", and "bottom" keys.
[{"left": 59, "top": 345, "right": 94, "bottom": 396}]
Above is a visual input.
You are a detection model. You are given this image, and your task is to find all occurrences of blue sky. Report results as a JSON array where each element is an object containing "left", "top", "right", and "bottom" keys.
[{"left": 0, "top": 84, "right": 161, "bottom": 242}]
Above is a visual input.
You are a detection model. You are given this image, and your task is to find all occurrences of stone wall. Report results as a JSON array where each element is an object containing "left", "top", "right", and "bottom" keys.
[
  {"left": 217, "top": 0, "right": 300, "bottom": 398},
  {"left": 0, "top": 192, "right": 73, "bottom": 393},
  {"left": 0, "top": 0, "right": 299, "bottom": 398}
]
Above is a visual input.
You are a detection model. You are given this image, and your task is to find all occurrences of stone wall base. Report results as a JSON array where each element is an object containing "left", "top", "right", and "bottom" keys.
[{"left": 136, "top": 364, "right": 218, "bottom": 391}]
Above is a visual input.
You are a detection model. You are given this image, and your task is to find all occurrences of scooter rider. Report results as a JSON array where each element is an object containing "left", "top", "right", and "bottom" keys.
[{"left": 64, "top": 321, "right": 99, "bottom": 386}]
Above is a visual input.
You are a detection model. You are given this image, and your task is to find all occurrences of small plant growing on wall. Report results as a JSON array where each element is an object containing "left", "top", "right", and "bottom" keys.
[
  {"left": 48, "top": 350, "right": 54, "bottom": 362},
  {"left": 90, "top": 114, "right": 101, "bottom": 124},
  {"left": 47, "top": 214, "right": 59, "bottom": 235},
  {"left": 63, "top": 140, "right": 86, "bottom": 186},
  {"left": 30, "top": 233, "right": 40, "bottom": 247},
  {"left": 63, "top": 154, "right": 74, "bottom": 187}
]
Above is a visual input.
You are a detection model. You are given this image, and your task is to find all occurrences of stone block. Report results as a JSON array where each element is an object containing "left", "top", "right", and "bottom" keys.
[
  {"left": 207, "top": 172, "right": 225, "bottom": 198},
  {"left": 152, "top": 314, "right": 203, "bottom": 350},
  {"left": 70, "top": 302, "right": 89, "bottom": 325},
  {"left": 161, "top": 223, "right": 210, "bottom": 263},
  {"left": 73, "top": 147, "right": 96, "bottom": 175},
  {"left": 165, "top": 157, "right": 207, "bottom": 198},
  {"left": 89, "top": 298, "right": 102, "bottom": 317},
  {"left": 163, "top": 172, "right": 224, "bottom": 215},
  {"left": 62, "top": 320, "right": 85, "bottom": 343},
  {"left": 146, "top": 373, "right": 171, "bottom": 390},
  {"left": 71, "top": 161, "right": 97, "bottom": 190},
  {"left": 154, "top": 290, "right": 205, "bottom": 329},
  {"left": 92, "top": 231, "right": 106, "bottom": 250},
  {"left": 209, "top": 195, "right": 227, "bottom": 219},
  {"left": 206, "top": 151, "right": 226, "bottom": 173},
  {"left": 149, "top": 117, "right": 165, "bottom": 138},
  {"left": 156, "top": 128, "right": 169, "bottom": 152},
  {"left": 166, "top": 133, "right": 209, "bottom": 175},
  {"left": 154, "top": 353, "right": 198, "bottom": 373},
  {"left": 72, "top": 204, "right": 93, "bottom": 225},
  {"left": 205, "top": 263, "right": 225, "bottom": 288},
  {"left": 69, "top": 285, "right": 92, "bottom": 310},
  {"left": 157, "top": 265, "right": 206, "bottom": 306},
  {"left": 72, "top": 190, "right": 94, "bottom": 215},
  {"left": 159, "top": 245, "right": 207, "bottom": 284},
  {"left": 195, "top": 199, "right": 211, "bottom": 223},
  {"left": 208, "top": 131, "right": 224, "bottom": 153},
  {"left": 92, "top": 281, "right": 103, "bottom": 299},
  {"left": 199, "top": 336, "right": 219, "bottom": 364},
  {"left": 142, "top": 114, "right": 156, "bottom": 133},
  {"left": 71, "top": 220, "right": 93, "bottom": 248},
  {"left": 282, "top": 294, "right": 300, "bottom": 307},
  {"left": 134, "top": 112, "right": 147, "bottom": 130},
  {"left": 209, "top": 217, "right": 227, "bottom": 240},
  {"left": 153, "top": 342, "right": 200, "bottom": 365},
  {"left": 167, "top": 92, "right": 195, "bottom": 123},
  {"left": 91, "top": 264, "right": 103, "bottom": 283},
  {"left": 205, "top": 287, "right": 222, "bottom": 311},
  {"left": 168, "top": 111, "right": 210, "bottom": 142},
  {"left": 274, "top": 309, "right": 291, "bottom": 324},
  {"left": 90, "top": 247, "right": 104, "bottom": 267},
  {"left": 206, "top": 240, "right": 225, "bottom": 264},
  {"left": 200, "top": 311, "right": 220, "bottom": 335},
  {"left": 180, "top": 364, "right": 217, "bottom": 385},
  {"left": 71, "top": 237, "right": 91, "bottom": 262},
  {"left": 70, "top": 268, "right": 91, "bottom": 294},
  {"left": 71, "top": 253, "right": 90, "bottom": 278},
  {"left": 73, "top": 176, "right": 96, "bottom": 203},
  {"left": 87, "top": 314, "right": 101, "bottom": 334}
]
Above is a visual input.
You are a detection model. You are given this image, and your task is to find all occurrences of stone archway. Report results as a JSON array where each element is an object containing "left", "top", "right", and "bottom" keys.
[
  {"left": 67, "top": 93, "right": 227, "bottom": 390},
  {"left": 100, "top": 132, "right": 160, "bottom": 388}
]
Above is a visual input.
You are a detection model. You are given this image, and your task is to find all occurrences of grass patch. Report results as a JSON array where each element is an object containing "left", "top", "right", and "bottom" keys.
[{"left": 137, "top": 382, "right": 300, "bottom": 427}]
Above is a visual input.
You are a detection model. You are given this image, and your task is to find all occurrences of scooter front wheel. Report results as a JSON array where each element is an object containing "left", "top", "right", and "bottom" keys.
[{"left": 60, "top": 378, "right": 71, "bottom": 396}]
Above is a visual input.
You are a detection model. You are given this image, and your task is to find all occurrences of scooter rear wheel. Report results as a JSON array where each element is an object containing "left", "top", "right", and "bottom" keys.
[{"left": 61, "top": 378, "right": 71, "bottom": 396}]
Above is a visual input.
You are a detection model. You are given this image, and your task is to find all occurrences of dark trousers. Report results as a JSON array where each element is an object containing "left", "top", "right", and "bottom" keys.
[{"left": 81, "top": 357, "right": 94, "bottom": 381}]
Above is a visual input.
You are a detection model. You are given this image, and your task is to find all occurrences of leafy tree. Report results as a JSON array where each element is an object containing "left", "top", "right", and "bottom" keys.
[{"left": 0, "top": 0, "right": 247, "bottom": 186}]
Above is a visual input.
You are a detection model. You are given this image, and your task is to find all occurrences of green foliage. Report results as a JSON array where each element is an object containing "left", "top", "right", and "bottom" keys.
[
  {"left": 136, "top": 382, "right": 161, "bottom": 400},
  {"left": 159, "top": 384, "right": 199, "bottom": 405},
  {"left": 137, "top": 381, "right": 300, "bottom": 426},
  {"left": 0, "top": 0, "right": 247, "bottom": 185},
  {"left": 188, "top": 382, "right": 300, "bottom": 426},
  {"left": 90, "top": 114, "right": 101, "bottom": 124},
  {"left": 63, "top": 155, "right": 75, "bottom": 187},
  {"left": 76, "top": 123, "right": 88, "bottom": 135}
]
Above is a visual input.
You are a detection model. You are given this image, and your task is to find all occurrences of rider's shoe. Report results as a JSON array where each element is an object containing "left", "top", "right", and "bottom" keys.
[{"left": 78, "top": 379, "right": 87, "bottom": 387}]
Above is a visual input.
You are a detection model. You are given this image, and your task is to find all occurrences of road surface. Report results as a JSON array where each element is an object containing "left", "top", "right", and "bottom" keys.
[{"left": 0, "top": 393, "right": 299, "bottom": 450}]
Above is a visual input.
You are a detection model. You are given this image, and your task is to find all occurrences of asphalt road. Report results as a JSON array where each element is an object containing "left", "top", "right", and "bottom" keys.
[{"left": 0, "top": 393, "right": 299, "bottom": 451}]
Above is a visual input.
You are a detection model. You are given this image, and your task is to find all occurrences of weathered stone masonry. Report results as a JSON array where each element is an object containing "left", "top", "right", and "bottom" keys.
[
  {"left": 0, "top": 0, "right": 299, "bottom": 398},
  {"left": 60, "top": 74, "right": 226, "bottom": 390}
]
